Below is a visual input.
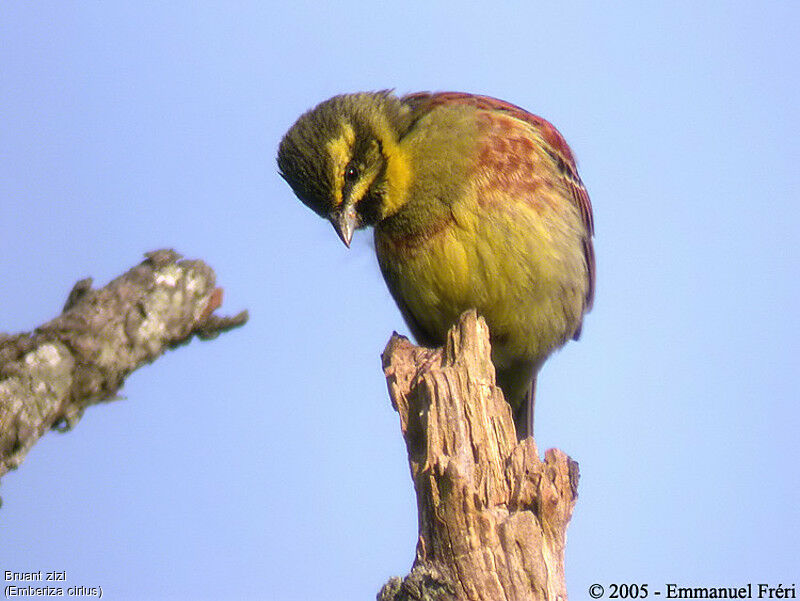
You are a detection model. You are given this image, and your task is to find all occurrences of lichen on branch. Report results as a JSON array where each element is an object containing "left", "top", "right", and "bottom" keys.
[{"left": 0, "top": 249, "right": 247, "bottom": 478}]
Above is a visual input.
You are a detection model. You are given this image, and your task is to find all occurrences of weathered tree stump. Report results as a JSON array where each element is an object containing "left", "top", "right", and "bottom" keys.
[{"left": 379, "top": 311, "right": 579, "bottom": 601}]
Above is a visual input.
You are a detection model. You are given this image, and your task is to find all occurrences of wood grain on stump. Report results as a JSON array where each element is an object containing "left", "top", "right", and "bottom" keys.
[{"left": 379, "top": 311, "right": 578, "bottom": 601}]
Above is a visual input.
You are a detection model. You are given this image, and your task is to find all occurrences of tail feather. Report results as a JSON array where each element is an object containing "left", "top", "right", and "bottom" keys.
[{"left": 512, "top": 375, "right": 537, "bottom": 440}]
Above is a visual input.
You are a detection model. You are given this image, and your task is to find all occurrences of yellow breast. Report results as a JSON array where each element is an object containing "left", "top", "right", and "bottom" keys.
[{"left": 375, "top": 187, "right": 587, "bottom": 372}]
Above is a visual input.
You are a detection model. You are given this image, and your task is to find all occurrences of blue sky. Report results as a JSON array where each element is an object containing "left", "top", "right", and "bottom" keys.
[{"left": 1, "top": 2, "right": 798, "bottom": 599}]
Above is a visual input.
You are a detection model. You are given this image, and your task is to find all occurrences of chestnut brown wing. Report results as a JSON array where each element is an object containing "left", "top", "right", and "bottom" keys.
[{"left": 402, "top": 91, "right": 595, "bottom": 314}]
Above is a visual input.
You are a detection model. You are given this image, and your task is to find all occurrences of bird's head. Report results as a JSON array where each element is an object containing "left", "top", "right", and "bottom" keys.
[{"left": 277, "top": 92, "right": 413, "bottom": 247}]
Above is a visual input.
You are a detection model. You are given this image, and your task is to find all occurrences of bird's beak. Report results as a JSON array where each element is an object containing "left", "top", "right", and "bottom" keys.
[{"left": 329, "top": 204, "right": 357, "bottom": 248}]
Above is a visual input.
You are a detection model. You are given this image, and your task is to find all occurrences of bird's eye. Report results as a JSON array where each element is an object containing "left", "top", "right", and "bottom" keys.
[{"left": 344, "top": 162, "right": 359, "bottom": 183}]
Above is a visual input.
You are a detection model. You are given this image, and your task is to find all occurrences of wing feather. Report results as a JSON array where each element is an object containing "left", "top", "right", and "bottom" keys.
[{"left": 402, "top": 91, "right": 595, "bottom": 313}]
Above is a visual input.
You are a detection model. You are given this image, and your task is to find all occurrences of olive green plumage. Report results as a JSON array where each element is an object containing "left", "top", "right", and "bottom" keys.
[{"left": 278, "top": 91, "right": 594, "bottom": 438}]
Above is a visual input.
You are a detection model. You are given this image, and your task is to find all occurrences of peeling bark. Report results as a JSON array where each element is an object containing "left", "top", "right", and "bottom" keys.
[
  {"left": 379, "top": 311, "right": 578, "bottom": 601},
  {"left": 0, "top": 249, "right": 247, "bottom": 478}
]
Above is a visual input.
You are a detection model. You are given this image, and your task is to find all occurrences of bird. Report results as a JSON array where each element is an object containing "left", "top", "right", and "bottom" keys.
[{"left": 277, "top": 91, "right": 594, "bottom": 439}]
